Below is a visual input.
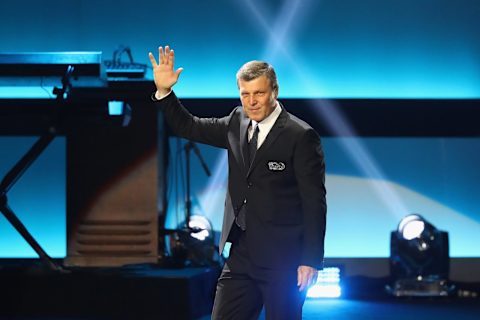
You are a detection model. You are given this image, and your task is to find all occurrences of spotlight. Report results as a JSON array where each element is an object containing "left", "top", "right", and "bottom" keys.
[
  {"left": 307, "top": 267, "right": 342, "bottom": 299},
  {"left": 167, "top": 215, "right": 218, "bottom": 268},
  {"left": 188, "top": 215, "right": 212, "bottom": 241},
  {"left": 387, "top": 214, "right": 453, "bottom": 297}
]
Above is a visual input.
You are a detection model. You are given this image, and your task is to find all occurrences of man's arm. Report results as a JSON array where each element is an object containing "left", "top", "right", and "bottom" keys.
[{"left": 294, "top": 128, "right": 327, "bottom": 291}]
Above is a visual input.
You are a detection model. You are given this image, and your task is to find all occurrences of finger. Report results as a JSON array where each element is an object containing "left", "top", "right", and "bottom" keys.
[
  {"left": 175, "top": 67, "right": 184, "bottom": 78},
  {"left": 299, "top": 279, "right": 307, "bottom": 292},
  {"left": 170, "top": 49, "right": 175, "bottom": 67},
  {"left": 148, "top": 52, "right": 157, "bottom": 68},
  {"left": 159, "top": 46, "right": 164, "bottom": 64},
  {"left": 165, "top": 46, "right": 170, "bottom": 65},
  {"left": 297, "top": 270, "right": 306, "bottom": 291}
]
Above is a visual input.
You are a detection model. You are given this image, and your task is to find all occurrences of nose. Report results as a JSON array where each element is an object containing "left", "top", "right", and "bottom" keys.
[{"left": 249, "top": 95, "right": 256, "bottom": 105}]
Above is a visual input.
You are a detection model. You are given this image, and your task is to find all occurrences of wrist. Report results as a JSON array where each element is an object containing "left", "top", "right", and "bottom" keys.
[
  {"left": 151, "top": 89, "right": 173, "bottom": 102},
  {"left": 156, "top": 89, "right": 171, "bottom": 99}
]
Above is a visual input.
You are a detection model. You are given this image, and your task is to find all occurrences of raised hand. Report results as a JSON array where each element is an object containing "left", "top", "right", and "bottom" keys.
[{"left": 148, "top": 46, "right": 184, "bottom": 98}]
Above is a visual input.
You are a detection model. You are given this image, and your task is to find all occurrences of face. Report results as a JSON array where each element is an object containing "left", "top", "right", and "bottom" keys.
[{"left": 238, "top": 75, "right": 278, "bottom": 122}]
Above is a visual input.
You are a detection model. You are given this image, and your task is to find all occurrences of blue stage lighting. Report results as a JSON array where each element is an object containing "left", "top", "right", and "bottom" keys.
[
  {"left": 107, "top": 101, "right": 124, "bottom": 115},
  {"left": 307, "top": 267, "right": 342, "bottom": 298},
  {"left": 107, "top": 101, "right": 131, "bottom": 126}
]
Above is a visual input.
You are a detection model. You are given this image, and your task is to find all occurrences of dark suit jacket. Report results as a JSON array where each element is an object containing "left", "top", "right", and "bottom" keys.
[{"left": 157, "top": 92, "right": 327, "bottom": 270}]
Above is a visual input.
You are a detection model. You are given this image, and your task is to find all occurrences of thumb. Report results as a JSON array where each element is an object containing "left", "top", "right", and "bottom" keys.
[{"left": 175, "top": 67, "right": 184, "bottom": 78}]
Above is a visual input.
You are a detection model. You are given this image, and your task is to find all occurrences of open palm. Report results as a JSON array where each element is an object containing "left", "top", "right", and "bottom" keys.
[{"left": 149, "top": 46, "right": 183, "bottom": 96}]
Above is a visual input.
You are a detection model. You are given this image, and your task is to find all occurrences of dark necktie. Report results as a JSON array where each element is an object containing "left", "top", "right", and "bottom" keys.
[
  {"left": 235, "top": 124, "right": 259, "bottom": 231},
  {"left": 248, "top": 124, "right": 259, "bottom": 166}
]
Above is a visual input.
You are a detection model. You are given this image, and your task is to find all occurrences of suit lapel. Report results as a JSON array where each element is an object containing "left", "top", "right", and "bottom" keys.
[
  {"left": 247, "top": 107, "right": 288, "bottom": 177},
  {"left": 228, "top": 110, "right": 251, "bottom": 174}
]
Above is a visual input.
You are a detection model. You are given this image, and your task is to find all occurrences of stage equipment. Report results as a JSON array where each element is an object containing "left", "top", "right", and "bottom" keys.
[
  {"left": 0, "top": 51, "right": 158, "bottom": 268},
  {"left": 188, "top": 214, "right": 213, "bottom": 241},
  {"left": 183, "top": 141, "right": 211, "bottom": 228},
  {"left": 307, "top": 266, "right": 342, "bottom": 298},
  {"left": 159, "top": 138, "right": 215, "bottom": 268},
  {"left": 104, "top": 45, "right": 147, "bottom": 78},
  {"left": 165, "top": 215, "right": 218, "bottom": 268},
  {"left": 387, "top": 214, "right": 453, "bottom": 297}
]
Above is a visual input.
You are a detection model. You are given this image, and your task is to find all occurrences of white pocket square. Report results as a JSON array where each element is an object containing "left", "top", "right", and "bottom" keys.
[{"left": 267, "top": 161, "right": 286, "bottom": 171}]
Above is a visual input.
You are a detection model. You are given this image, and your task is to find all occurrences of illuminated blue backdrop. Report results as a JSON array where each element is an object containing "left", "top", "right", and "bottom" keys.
[
  {"left": 1, "top": 0, "right": 479, "bottom": 98},
  {"left": 1, "top": 0, "right": 479, "bottom": 258}
]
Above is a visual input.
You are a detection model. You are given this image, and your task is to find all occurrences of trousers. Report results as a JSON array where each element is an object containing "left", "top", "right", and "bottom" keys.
[{"left": 211, "top": 225, "right": 306, "bottom": 320}]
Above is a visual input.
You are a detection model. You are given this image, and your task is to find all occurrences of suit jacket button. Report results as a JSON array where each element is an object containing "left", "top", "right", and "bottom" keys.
[{"left": 247, "top": 182, "right": 253, "bottom": 188}]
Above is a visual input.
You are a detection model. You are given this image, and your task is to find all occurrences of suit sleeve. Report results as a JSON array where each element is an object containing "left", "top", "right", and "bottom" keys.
[
  {"left": 154, "top": 91, "right": 231, "bottom": 149},
  {"left": 293, "top": 128, "right": 327, "bottom": 269}
]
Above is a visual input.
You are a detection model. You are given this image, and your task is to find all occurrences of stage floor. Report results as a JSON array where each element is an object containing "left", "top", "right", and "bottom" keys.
[
  {"left": 1, "top": 259, "right": 479, "bottom": 320},
  {"left": 1, "top": 298, "right": 480, "bottom": 320}
]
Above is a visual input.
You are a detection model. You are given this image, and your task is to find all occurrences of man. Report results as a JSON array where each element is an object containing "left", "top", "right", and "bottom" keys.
[{"left": 149, "top": 46, "right": 326, "bottom": 320}]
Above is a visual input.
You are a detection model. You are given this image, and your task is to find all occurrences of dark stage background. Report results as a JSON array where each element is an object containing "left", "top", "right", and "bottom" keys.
[{"left": 1, "top": 0, "right": 479, "bottom": 281}]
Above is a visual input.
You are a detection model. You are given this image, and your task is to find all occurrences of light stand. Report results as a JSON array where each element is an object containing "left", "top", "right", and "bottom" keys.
[
  {"left": 159, "top": 140, "right": 213, "bottom": 267},
  {"left": 184, "top": 141, "right": 211, "bottom": 229}
]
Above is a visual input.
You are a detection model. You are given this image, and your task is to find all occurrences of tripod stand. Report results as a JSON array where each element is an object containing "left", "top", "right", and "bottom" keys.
[
  {"left": 183, "top": 140, "right": 211, "bottom": 228},
  {"left": 159, "top": 140, "right": 213, "bottom": 267}
]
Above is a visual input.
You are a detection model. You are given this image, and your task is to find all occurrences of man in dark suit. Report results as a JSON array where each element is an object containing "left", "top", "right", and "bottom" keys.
[{"left": 149, "top": 46, "right": 326, "bottom": 320}]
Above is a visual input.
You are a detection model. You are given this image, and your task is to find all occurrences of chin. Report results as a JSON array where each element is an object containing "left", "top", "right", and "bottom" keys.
[{"left": 250, "top": 115, "right": 264, "bottom": 122}]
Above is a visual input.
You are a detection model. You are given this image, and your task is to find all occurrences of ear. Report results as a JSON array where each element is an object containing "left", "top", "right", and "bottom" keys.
[{"left": 274, "top": 86, "right": 279, "bottom": 99}]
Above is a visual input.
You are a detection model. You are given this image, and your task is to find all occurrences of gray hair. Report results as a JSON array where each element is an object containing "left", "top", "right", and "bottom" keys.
[{"left": 236, "top": 61, "right": 278, "bottom": 91}]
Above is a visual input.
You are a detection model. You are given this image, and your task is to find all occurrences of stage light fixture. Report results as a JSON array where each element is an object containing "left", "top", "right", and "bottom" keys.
[
  {"left": 167, "top": 215, "right": 218, "bottom": 268},
  {"left": 398, "top": 214, "right": 426, "bottom": 240},
  {"left": 387, "top": 214, "right": 453, "bottom": 297},
  {"left": 307, "top": 267, "right": 342, "bottom": 299},
  {"left": 188, "top": 215, "right": 212, "bottom": 241}
]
